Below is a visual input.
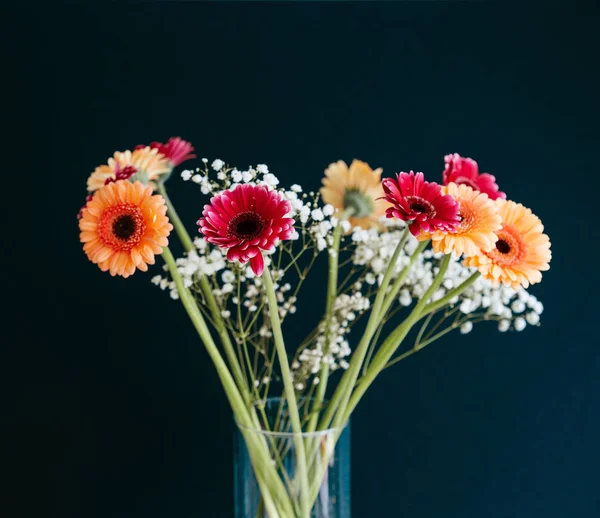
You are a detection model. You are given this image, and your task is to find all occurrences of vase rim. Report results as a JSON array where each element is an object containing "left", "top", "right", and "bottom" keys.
[{"left": 234, "top": 396, "right": 348, "bottom": 438}]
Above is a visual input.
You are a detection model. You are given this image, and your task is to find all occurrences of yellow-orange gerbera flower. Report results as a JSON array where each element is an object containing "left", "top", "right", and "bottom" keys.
[
  {"left": 320, "top": 159, "right": 388, "bottom": 230},
  {"left": 87, "top": 147, "right": 171, "bottom": 192},
  {"left": 79, "top": 180, "right": 173, "bottom": 278},
  {"left": 419, "top": 182, "right": 502, "bottom": 257},
  {"left": 463, "top": 199, "right": 551, "bottom": 290}
]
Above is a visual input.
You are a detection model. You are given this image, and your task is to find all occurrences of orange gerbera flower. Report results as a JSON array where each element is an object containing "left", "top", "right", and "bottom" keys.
[
  {"left": 79, "top": 180, "right": 173, "bottom": 278},
  {"left": 320, "top": 159, "right": 388, "bottom": 230},
  {"left": 463, "top": 199, "right": 551, "bottom": 290},
  {"left": 87, "top": 147, "right": 171, "bottom": 192},
  {"left": 419, "top": 183, "right": 502, "bottom": 257}
]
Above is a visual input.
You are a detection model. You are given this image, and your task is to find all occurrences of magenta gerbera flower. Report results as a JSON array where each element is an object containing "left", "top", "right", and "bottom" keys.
[
  {"left": 136, "top": 137, "right": 196, "bottom": 167},
  {"left": 197, "top": 184, "right": 295, "bottom": 276},
  {"left": 382, "top": 171, "right": 460, "bottom": 236},
  {"left": 443, "top": 153, "right": 506, "bottom": 200}
]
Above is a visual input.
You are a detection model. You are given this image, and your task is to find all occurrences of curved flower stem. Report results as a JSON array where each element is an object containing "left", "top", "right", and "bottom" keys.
[
  {"left": 338, "top": 254, "right": 452, "bottom": 428},
  {"left": 262, "top": 262, "right": 310, "bottom": 517},
  {"left": 158, "top": 182, "right": 195, "bottom": 252},
  {"left": 163, "top": 246, "right": 293, "bottom": 516},
  {"left": 158, "top": 183, "right": 251, "bottom": 405},
  {"left": 307, "top": 209, "right": 353, "bottom": 434},
  {"left": 421, "top": 271, "right": 480, "bottom": 316},
  {"left": 318, "top": 227, "right": 412, "bottom": 432}
]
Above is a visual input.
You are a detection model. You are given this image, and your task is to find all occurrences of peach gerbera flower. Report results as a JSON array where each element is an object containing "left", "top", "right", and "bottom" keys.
[
  {"left": 79, "top": 180, "right": 173, "bottom": 278},
  {"left": 87, "top": 147, "right": 171, "bottom": 192},
  {"left": 463, "top": 199, "right": 551, "bottom": 290},
  {"left": 320, "top": 159, "right": 388, "bottom": 230},
  {"left": 419, "top": 182, "right": 502, "bottom": 257}
]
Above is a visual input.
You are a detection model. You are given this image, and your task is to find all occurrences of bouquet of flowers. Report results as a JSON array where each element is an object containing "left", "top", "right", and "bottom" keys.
[{"left": 78, "top": 138, "right": 551, "bottom": 517}]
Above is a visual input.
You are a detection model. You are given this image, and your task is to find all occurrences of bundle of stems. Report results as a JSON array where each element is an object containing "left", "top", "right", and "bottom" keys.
[{"left": 159, "top": 184, "right": 479, "bottom": 517}]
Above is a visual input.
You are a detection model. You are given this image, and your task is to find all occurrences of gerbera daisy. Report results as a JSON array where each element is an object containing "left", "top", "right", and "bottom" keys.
[
  {"left": 419, "top": 182, "right": 502, "bottom": 257},
  {"left": 87, "top": 147, "right": 171, "bottom": 192},
  {"left": 463, "top": 199, "right": 551, "bottom": 290},
  {"left": 382, "top": 171, "right": 460, "bottom": 236},
  {"left": 320, "top": 159, "right": 388, "bottom": 230},
  {"left": 197, "top": 184, "right": 295, "bottom": 276},
  {"left": 443, "top": 153, "right": 506, "bottom": 200},
  {"left": 79, "top": 180, "right": 173, "bottom": 278},
  {"left": 136, "top": 137, "right": 196, "bottom": 167}
]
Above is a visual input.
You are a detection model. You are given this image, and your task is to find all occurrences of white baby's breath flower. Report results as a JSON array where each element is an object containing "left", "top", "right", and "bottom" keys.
[
  {"left": 311, "top": 208, "right": 324, "bottom": 221},
  {"left": 231, "top": 169, "right": 243, "bottom": 182},
  {"left": 256, "top": 164, "right": 269, "bottom": 174},
  {"left": 460, "top": 321, "right": 473, "bottom": 334},
  {"left": 498, "top": 320, "right": 511, "bottom": 332},
  {"left": 211, "top": 159, "right": 224, "bottom": 171},
  {"left": 526, "top": 312, "right": 540, "bottom": 325},
  {"left": 323, "top": 204, "right": 335, "bottom": 217},
  {"left": 514, "top": 317, "right": 527, "bottom": 332},
  {"left": 191, "top": 174, "right": 202, "bottom": 184},
  {"left": 221, "top": 310, "right": 231, "bottom": 318},
  {"left": 181, "top": 169, "right": 193, "bottom": 181},
  {"left": 291, "top": 184, "right": 302, "bottom": 192},
  {"left": 263, "top": 173, "right": 279, "bottom": 186}
]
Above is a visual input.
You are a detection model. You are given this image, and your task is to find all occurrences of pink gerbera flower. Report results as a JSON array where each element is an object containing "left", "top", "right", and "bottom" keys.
[
  {"left": 443, "top": 153, "right": 506, "bottom": 200},
  {"left": 382, "top": 171, "right": 460, "bottom": 236},
  {"left": 136, "top": 137, "right": 196, "bottom": 167},
  {"left": 197, "top": 184, "right": 295, "bottom": 276}
]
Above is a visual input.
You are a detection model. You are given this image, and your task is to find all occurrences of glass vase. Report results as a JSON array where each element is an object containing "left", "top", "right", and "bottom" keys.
[{"left": 234, "top": 397, "right": 350, "bottom": 518}]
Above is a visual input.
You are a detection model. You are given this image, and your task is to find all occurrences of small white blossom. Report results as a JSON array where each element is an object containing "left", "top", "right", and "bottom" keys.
[
  {"left": 221, "top": 310, "right": 231, "bottom": 318},
  {"left": 211, "top": 159, "right": 224, "bottom": 171},
  {"left": 322, "top": 204, "right": 335, "bottom": 216},
  {"left": 191, "top": 174, "right": 202, "bottom": 184},
  {"left": 256, "top": 164, "right": 269, "bottom": 174},
  {"left": 311, "top": 208, "right": 324, "bottom": 221},
  {"left": 460, "top": 321, "right": 473, "bottom": 334},
  {"left": 498, "top": 320, "right": 511, "bottom": 332},
  {"left": 181, "top": 169, "right": 193, "bottom": 181},
  {"left": 291, "top": 184, "right": 302, "bottom": 192},
  {"left": 263, "top": 173, "right": 279, "bottom": 186},
  {"left": 511, "top": 300, "right": 526, "bottom": 313},
  {"left": 525, "top": 312, "right": 540, "bottom": 325},
  {"left": 514, "top": 317, "right": 527, "bottom": 332},
  {"left": 231, "top": 169, "right": 242, "bottom": 182}
]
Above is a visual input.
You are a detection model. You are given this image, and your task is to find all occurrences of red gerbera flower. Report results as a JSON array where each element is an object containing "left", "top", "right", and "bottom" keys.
[
  {"left": 136, "top": 137, "right": 196, "bottom": 167},
  {"left": 197, "top": 184, "right": 295, "bottom": 276},
  {"left": 382, "top": 171, "right": 460, "bottom": 236},
  {"left": 443, "top": 153, "right": 506, "bottom": 200}
]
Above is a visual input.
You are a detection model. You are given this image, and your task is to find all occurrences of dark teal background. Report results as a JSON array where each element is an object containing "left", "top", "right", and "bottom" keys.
[{"left": 6, "top": 2, "right": 600, "bottom": 517}]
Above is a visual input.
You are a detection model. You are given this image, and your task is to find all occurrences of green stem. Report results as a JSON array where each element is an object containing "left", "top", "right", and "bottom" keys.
[
  {"left": 319, "top": 227, "right": 411, "bottom": 431},
  {"left": 307, "top": 209, "right": 352, "bottom": 433},
  {"left": 262, "top": 262, "right": 310, "bottom": 518},
  {"left": 339, "top": 254, "right": 452, "bottom": 427},
  {"left": 164, "top": 246, "right": 294, "bottom": 516},
  {"left": 159, "top": 182, "right": 250, "bottom": 405},
  {"left": 158, "top": 182, "right": 195, "bottom": 253},
  {"left": 421, "top": 271, "right": 480, "bottom": 316}
]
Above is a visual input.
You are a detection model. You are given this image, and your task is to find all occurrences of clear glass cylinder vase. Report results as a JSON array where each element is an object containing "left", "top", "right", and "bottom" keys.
[{"left": 234, "top": 398, "right": 350, "bottom": 518}]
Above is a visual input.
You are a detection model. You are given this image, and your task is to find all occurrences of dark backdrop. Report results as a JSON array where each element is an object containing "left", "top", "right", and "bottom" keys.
[{"left": 5, "top": 2, "right": 600, "bottom": 517}]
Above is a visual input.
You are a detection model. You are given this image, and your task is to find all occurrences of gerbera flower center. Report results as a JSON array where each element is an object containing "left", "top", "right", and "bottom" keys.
[
  {"left": 496, "top": 239, "right": 511, "bottom": 254},
  {"left": 228, "top": 211, "right": 265, "bottom": 240},
  {"left": 484, "top": 225, "right": 526, "bottom": 267},
  {"left": 98, "top": 203, "right": 146, "bottom": 251},
  {"left": 343, "top": 188, "right": 374, "bottom": 218},
  {"left": 113, "top": 215, "right": 136, "bottom": 240},
  {"left": 455, "top": 202, "right": 475, "bottom": 232},
  {"left": 405, "top": 196, "right": 436, "bottom": 218}
]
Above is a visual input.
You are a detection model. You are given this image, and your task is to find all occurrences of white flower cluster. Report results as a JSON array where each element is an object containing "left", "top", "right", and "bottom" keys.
[
  {"left": 350, "top": 225, "right": 544, "bottom": 333},
  {"left": 291, "top": 292, "right": 371, "bottom": 387}
]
